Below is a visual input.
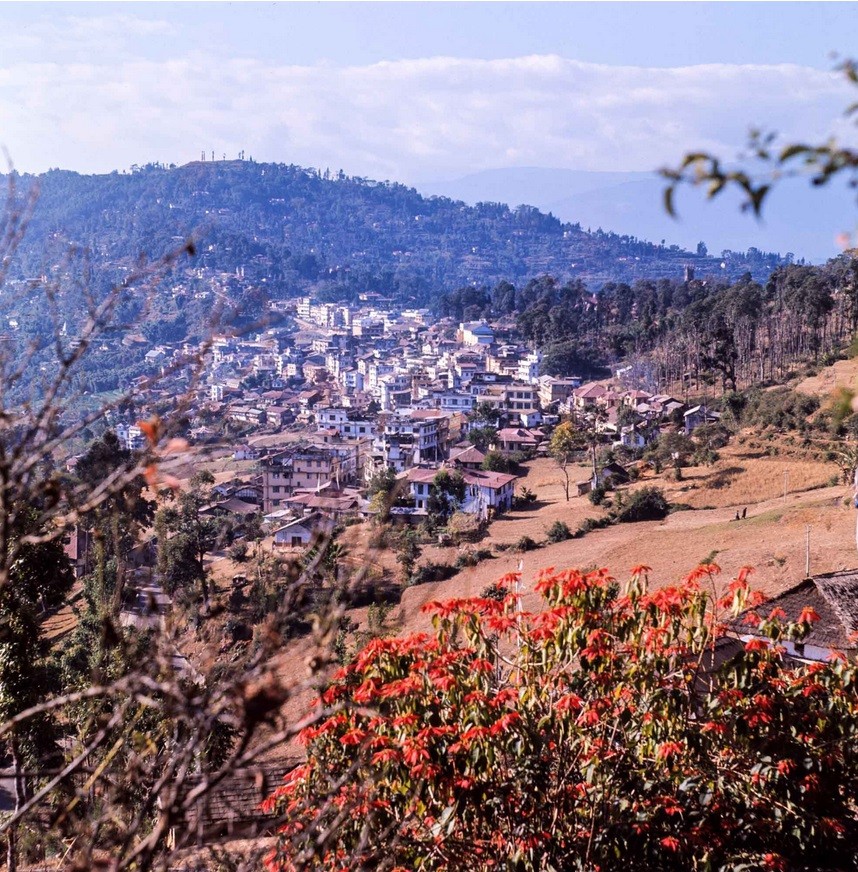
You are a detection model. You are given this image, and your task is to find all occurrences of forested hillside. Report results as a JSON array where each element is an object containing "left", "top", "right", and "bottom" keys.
[
  {"left": 438, "top": 258, "right": 858, "bottom": 388},
  {"left": 6, "top": 160, "right": 784, "bottom": 303}
]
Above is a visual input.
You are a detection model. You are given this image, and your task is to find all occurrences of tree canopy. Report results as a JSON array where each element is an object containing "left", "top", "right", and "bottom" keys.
[{"left": 265, "top": 564, "right": 858, "bottom": 871}]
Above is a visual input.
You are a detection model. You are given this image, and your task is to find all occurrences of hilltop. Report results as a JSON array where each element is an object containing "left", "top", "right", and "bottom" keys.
[{"left": 6, "top": 160, "right": 784, "bottom": 305}]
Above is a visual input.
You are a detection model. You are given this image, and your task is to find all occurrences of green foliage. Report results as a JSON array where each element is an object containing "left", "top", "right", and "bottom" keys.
[
  {"left": 454, "top": 548, "right": 493, "bottom": 569},
  {"left": 545, "top": 520, "right": 572, "bottom": 543},
  {"left": 156, "top": 473, "right": 221, "bottom": 602},
  {"left": 367, "top": 466, "right": 398, "bottom": 498},
  {"left": 588, "top": 484, "right": 607, "bottom": 506},
  {"left": 229, "top": 541, "right": 248, "bottom": 562},
  {"left": 646, "top": 431, "right": 695, "bottom": 469},
  {"left": 515, "top": 535, "right": 538, "bottom": 553},
  {"left": 481, "top": 450, "right": 514, "bottom": 473},
  {"left": 614, "top": 486, "right": 670, "bottom": 523},
  {"left": 267, "top": 563, "right": 858, "bottom": 871},
  {"left": 467, "top": 425, "right": 497, "bottom": 452},
  {"left": 0, "top": 510, "right": 75, "bottom": 766},
  {"left": 427, "top": 470, "right": 467, "bottom": 528},
  {"left": 470, "top": 402, "right": 501, "bottom": 427},
  {"left": 480, "top": 582, "right": 508, "bottom": 602},
  {"left": 744, "top": 387, "right": 820, "bottom": 431},
  {"left": 513, "top": 486, "right": 537, "bottom": 508},
  {"left": 409, "top": 561, "right": 457, "bottom": 586},
  {"left": 394, "top": 529, "right": 421, "bottom": 584},
  {"left": 550, "top": 421, "right": 586, "bottom": 501}
]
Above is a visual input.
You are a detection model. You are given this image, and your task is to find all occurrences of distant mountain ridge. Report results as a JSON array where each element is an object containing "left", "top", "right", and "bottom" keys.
[
  {"left": 418, "top": 167, "right": 857, "bottom": 265},
  {"left": 5, "top": 160, "right": 787, "bottom": 304}
]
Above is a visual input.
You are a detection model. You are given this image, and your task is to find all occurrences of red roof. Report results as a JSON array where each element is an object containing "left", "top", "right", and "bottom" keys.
[
  {"left": 573, "top": 384, "right": 607, "bottom": 399},
  {"left": 405, "top": 467, "right": 516, "bottom": 491}
]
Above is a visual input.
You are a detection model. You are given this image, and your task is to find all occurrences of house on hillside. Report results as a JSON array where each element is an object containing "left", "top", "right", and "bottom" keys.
[
  {"left": 596, "top": 462, "right": 630, "bottom": 488},
  {"left": 282, "top": 488, "right": 366, "bottom": 520},
  {"left": 733, "top": 570, "right": 858, "bottom": 661},
  {"left": 273, "top": 512, "right": 334, "bottom": 548},
  {"left": 684, "top": 405, "right": 721, "bottom": 433},
  {"left": 405, "top": 467, "right": 516, "bottom": 519},
  {"left": 572, "top": 384, "right": 607, "bottom": 411},
  {"left": 233, "top": 445, "right": 260, "bottom": 461},
  {"left": 63, "top": 526, "right": 93, "bottom": 578},
  {"left": 448, "top": 445, "right": 487, "bottom": 470},
  {"left": 495, "top": 427, "right": 543, "bottom": 453},
  {"left": 199, "top": 498, "right": 260, "bottom": 519},
  {"left": 459, "top": 321, "right": 495, "bottom": 347}
]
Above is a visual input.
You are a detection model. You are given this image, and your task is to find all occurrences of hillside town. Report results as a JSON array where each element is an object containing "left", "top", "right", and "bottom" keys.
[{"left": 97, "top": 292, "right": 709, "bottom": 549}]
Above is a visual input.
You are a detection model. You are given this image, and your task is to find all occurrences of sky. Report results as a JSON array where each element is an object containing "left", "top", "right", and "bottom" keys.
[{"left": 0, "top": 2, "right": 855, "bottom": 186}]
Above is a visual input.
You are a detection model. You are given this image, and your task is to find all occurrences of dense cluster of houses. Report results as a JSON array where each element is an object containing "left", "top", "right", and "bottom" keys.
[
  {"left": 86, "top": 293, "right": 722, "bottom": 552},
  {"left": 68, "top": 291, "right": 858, "bottom": 663}
]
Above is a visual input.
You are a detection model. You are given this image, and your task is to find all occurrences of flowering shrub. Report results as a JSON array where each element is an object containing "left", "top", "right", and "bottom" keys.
[{"left": 264, "top": 564, "right": 858, "bottom": 871}]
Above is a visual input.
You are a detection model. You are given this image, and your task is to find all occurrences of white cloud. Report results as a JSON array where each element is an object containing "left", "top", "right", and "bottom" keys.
[{"left": 0, "top": 51, "right": 852, "bottom": 181}]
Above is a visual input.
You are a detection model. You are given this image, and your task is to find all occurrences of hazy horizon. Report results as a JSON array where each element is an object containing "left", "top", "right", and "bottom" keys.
[{"left": 1, "top": 2, "right": 856, "bottom": 259}]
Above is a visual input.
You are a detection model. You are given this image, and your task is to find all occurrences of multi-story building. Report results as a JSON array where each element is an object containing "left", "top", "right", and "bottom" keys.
[
  {"left": 458, "top": 321, "right": 495, "bottom": 347},
  {"left": 260, "top": 440, "right": 368, "bottom": 512},
  {"left": 517, "top": 351, "right": 542, "bottom": 384},
  {"left": 419, "top": 389, "right": 475, "bottom": 414},
  {"left": 114, "top": 423, "right": 146, "bottom": 453},
  {"left": 406, "top": 467, "right": 516, "bottom": 519},
  {"left": 316, "top": 408, "right": 377, "bottom": 440},
  {"left": 538, "top": 375, "right": 582, "bottom": 410},
  {"left": 503, "top": 383, "right": 539, "bottom": 413},
  {"left": 378, "top": 373, "right": 413, "bottom": 411},
  {"left": 374, "top": 410, "right": 450, "bottom": 472}
]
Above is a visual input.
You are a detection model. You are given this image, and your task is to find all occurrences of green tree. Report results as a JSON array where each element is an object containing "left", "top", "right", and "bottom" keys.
[
  {"left": 156, "top": 470, "right": 220, "bottom": 605},
  {"left": 467, "top": 425, "right": 498, "bottom": 452},
  {"left": 426, "top": 470, "right": 467, "bottom": 528},
  {"left": 481, "top": 450, "right": 512, "bottom": 473},
  {"left": 75, "top": 431, "right": 155, "bottom": 614},
  {"left": 394, "top": 529, "right": 421, "bottom": 584},
  {"left": 470, "top": 402, "right": 501, "bottom": 427},
  {"left": 614, "top": 486, "right": 670, "bottom": 523},
  {"left": 1, "top": 509, "right": 74, "bottom": 867},
  {"left": 549, "top": 421, "right": 584, "bottom": 501}
]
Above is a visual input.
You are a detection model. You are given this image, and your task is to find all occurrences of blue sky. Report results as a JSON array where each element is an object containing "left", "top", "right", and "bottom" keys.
[
  {"left": 0, "top": 2, "right": 855, "bottom": 182},
  {"left": 3, "top": 2, "right": 852, "bottom": 68}
]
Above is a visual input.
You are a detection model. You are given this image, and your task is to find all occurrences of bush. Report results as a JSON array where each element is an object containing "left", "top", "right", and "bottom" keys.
[
  {"left": 515, "top": 535, "right": 538, "bottom": 552},
  {"left": 744, "top": 387, "right": 820, "bottom": 431},
  {"left": 266, "top": 564, "right": 858, "bottom": 872},
  {"left": 455, "top": 548, "right": 493, "bottom": 569},
  {"left": 481, "top": 450, "right": 514, "bottom": 473},
  {"left": 692, "top": 447, "right": 720, "bottom": 467},
  {"left": 574, "top": 516, "right": 611, "bottom": 537},
  {"left": 589, "top": 484, "right": 607, "bottom": 506},
  {"left": 409, "top": 561, "right": 457, "bottom": 586},
  {"left": 513, "top": 487, "right": 537, "bottom": 508},
  {"left": 228, "top": 541, "right": 248, "bottom": 562},
  {"left": 614, "top": 486, "right": 670, "bottom": 523},
  {"left": 669, "top": 502, "right": 694, "bottom": 513},
  {"left": 480, "top": 582, "right": 507, "bottom": 601},
  {"left": 545, "top": 520, "right": 572, "bottom": 543}
]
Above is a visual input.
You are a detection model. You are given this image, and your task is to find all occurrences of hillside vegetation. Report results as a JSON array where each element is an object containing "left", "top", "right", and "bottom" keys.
[{"left": 6, "top": 160, "right": 783, "bottom": 304}]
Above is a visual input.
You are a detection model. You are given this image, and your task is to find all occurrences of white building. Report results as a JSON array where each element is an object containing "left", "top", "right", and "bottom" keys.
[{"left": 459, "top": 321, "right": 495, "bottom": 347}]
